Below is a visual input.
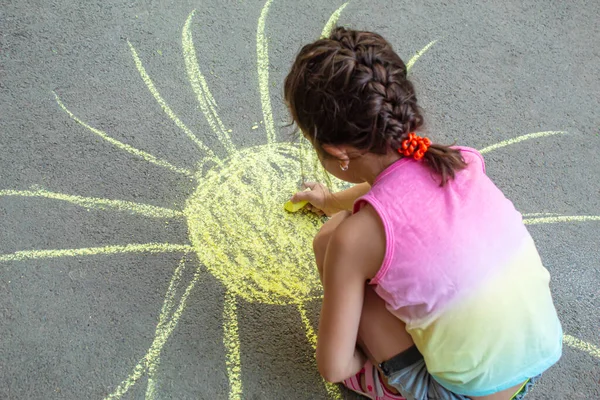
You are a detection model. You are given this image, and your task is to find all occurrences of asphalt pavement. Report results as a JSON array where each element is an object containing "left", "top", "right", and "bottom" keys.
[{"left": 1, "top": 0, "right": 599, "bottom": 399}]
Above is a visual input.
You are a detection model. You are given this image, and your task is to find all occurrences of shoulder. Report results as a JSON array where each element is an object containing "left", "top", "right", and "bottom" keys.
[
  {"left": 326, "top": 205, "right": 386, "bottom": 280},
  {"left": 453, "top": 146, "right": 486, "bottom": 173}
]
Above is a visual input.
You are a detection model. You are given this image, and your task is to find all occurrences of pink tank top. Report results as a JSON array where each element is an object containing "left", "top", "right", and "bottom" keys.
[{"left": 353, "top": 147, "right": 562, "bottom": 397}]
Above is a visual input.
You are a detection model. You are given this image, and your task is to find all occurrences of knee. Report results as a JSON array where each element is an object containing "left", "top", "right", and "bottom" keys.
[
  {"left": 313, "top": 211, "right": 352, "bottom": 275},
  {"left": 313, "top": 211, "right": 351, "bottom": 253},
  {"left": 312, "top": 226, "right": 331, "bottom": 274}
]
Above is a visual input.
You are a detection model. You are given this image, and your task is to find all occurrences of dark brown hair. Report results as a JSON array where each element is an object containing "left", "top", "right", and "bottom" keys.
[{"left": 284, "top": 27, "right": 466, "bottom": 185}]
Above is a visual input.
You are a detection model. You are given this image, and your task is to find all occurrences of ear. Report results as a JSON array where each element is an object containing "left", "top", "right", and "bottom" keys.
[{"left": 321, "top": 144, "right": 349, "bottom": 161}]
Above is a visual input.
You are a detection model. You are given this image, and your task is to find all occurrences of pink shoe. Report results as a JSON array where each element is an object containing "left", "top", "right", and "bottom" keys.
[{"left": 343, "top": 360, "right": 406, "bottom": 400}]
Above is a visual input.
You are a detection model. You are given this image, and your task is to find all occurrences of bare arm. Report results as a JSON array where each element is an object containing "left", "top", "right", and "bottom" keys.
[
  {"left": 316, "top": 206, "right": 385, "bottom": 382},
  {"left": 328, "top": 182, "right": 371, "bottom": 212}
]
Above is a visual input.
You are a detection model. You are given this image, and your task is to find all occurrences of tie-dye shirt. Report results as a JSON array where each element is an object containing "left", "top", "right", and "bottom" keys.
[{"left": 353, "top": 147, "right": 562, "bottom": 397}]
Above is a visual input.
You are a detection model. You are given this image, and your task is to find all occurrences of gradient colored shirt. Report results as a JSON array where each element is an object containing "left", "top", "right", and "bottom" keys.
[{"left": 353, "top": 147, "right": 562, "bottom": 396}]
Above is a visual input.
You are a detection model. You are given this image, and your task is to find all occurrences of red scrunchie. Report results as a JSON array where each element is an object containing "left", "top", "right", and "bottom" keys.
[{"left": 399, "top": 132, "right": 431, "bottom": 160}]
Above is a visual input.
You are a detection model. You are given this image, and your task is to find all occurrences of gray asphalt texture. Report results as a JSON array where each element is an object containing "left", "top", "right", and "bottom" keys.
[{"left": 1, "top": 0, "right": 599, "bottom": 399}]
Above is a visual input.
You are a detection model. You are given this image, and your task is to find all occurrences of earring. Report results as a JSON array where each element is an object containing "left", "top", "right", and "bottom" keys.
[{"left": 340, "top": 163, "right": 349, "bottom": 171}]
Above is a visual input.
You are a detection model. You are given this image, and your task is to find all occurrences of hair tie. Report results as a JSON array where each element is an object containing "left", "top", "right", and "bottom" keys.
[{"left": 399, "top": 132, "right": 431, "bottom": 160}]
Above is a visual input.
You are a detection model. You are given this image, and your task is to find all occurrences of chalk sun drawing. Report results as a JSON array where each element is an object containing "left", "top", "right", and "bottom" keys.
[{"left": 1, "top": 1, "right": 599, "bottom": 399}]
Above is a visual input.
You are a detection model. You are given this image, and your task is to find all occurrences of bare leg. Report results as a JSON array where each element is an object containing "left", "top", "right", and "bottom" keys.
[
  {"left": 312, "top": 211, "right": 351, "bottom": 281},
  {"left": 313, "top": 212, "right": 414, "bottom": 394},
  {"left": 357, "top": 285, "right": 414, "bottom": 364},
  {"left": 314, "top": 212, "right": 414, "bottom": 360},
  {"left": 315, "top": 215, "right": 526, "bottom": 400}
]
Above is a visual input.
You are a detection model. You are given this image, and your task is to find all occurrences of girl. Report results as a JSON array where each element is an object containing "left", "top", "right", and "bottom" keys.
[{"left": 283, "top": 28, "right": 562, "bottom": 400}]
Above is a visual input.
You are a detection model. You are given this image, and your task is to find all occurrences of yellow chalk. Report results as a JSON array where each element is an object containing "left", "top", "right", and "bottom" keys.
[
  {"left": 479, "top": 131, "right": 567, "bottom": 154},
  {"left": 406, "top": 40, "right": 438, "bottom": 73},
  {"left": 321, "top": 2, "right": 349, "bottom": 39},
  {"left": 284, "top": 199, "right": 308, "bottom": 213},
  {"left": 182, "top": 11, "right": 236, "bottom": 157},
  {"left": 257, "top": 0, "right": 276, "bottom": 143},
  {"left": 53, "top": 92, "right": 194, "bottom": 178}
]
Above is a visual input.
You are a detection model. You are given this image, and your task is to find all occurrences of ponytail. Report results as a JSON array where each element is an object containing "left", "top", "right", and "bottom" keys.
[
  {"left": 423, "top": 144, "right": 467, "bottom": 186},
  {"left": 284, "top": 27, "right": 467, "bottom": 186}
]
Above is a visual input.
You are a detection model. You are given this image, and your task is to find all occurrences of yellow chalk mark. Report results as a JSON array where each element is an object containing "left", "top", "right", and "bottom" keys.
[
  {"left": 145, "top": 378, "right": 157, "bottom": 400},
  {"left": 223, "top": 291, "right": 243, "bottom": 400},
  {"left": 106, "top": 257, "right": 201, "bottom": 399},
  {"left": 320, "top": 2, "right": 349, "bottom": 38},
  {"left": 54, "top": 92, "right": 193, "bottom": 177},
  {"left": 36, "top": 6, "right": 600, "bottom": 400},
  {"left": 406, "top": 40, "right": 437, "bottom": 72},
  {"left": 524, "top": 215, "right": 600, "bottom": 225},
  {"left": 479, "top": 131, "right": 567, "bottom": 154},
  {"left": 182, "top": 10, "right": 236, "bottom": 156},
  {"left": 127, "top": 41, "right": 221, "bottom": 164},
  {"left": 145, "top": 257, "right": 186, "bottom": 400},
  {"left": 0, "top": 243, "right": 193, "bottom": 263},
  {"left": 105, "top": 258, "right": 185, "bottom": 399},
  {"left": 298, "top": 304, "right": 342, "bottom": 400},
  {"left": 186, "top": 143, "right": 325, "bottom": 305},
  {"left": 31, "top": 6, "right": 600, "bottom": 400},
  {"left": 257, "top": 0, "right": 276, "bottom": 144},
  {"left": 563, "top": 334, "right": 600, "bottom": 359},
  {"left": 158, "top": 259, "right": 188, "bottom": 327},
  {"left": 106, "top": 359, "right": 146, "bottom": 399},
  {"left": 522, "top": 212, "right": 560, "bottom": 217},
  {"left": 0, "top": 188, "right": 182, "bottom": 219},
  {"left": 297, "top": 303, "right": 318, "bottom": 349}
]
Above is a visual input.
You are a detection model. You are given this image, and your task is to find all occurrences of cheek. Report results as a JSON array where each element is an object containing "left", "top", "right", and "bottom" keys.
[
  {"left": 319, "top": 156, "right": 337, "bottom": 175},
  {"left": 320, "top": 157, "right": 362, "bottom": 184}
]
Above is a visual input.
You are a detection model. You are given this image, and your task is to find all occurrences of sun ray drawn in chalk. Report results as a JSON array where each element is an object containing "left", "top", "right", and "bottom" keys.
[
  {"left": 321, "top": 2, "right": 349, "bottom": 39},
  {"left": 0, "top": 243, "right": 193, "bottom": 263},
  {"left": 0, "top": 187, "right": 183, "bottom": 219},
  {"left": 478, "top": 131, "right": 568, "bottom": 154},
  {"left": 127, "top": 41, "right": 222, "bottom": 167},
  {"left": 103, "top": 255, "right": 202, "bottom": 400},
  {"left": 1, "top": 2, "right": 599, "bottom": 400},
  {"left": 54, "top": 93, "right": 195, "bottom": 177}
]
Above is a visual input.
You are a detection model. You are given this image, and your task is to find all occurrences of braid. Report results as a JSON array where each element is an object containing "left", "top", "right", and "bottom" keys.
[
  {"left": 328, "top": 27, "right": 423, "bottom": 153},
  {"left": 284, "top": 27, "right": 466, "bottom": 185}
]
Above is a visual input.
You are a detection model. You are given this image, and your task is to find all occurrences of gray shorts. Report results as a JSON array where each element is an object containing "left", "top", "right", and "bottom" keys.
[{"left": 378, "top": 346, "right": 539, "bottom": 400}]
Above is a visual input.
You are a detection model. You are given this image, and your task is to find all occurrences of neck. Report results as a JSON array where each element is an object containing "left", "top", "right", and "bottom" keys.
[{"left": 357, "top": 151, "right": 403, "bottom": 185}]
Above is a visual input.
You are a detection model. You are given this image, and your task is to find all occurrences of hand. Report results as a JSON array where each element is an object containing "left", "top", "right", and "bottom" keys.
[{"left": 290, "top": 182, "right": 337, "bottom": 217}]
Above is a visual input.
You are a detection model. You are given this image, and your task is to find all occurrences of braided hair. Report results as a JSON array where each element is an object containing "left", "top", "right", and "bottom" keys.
[{"left": 284, "top": 27, "right": 466, "bottom": 185}]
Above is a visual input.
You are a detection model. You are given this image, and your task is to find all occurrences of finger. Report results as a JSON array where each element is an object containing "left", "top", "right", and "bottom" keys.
[
  {"left": 302, "top": 181, "right": 318, "bottom": 190},
  {"left": 308, "top": 205, "right": 322, "bottom": 214},
  {"left": 291, "top": 190, "right": 314, "bottom": 203},
  {"left": 303, "top": 205, "right": 321, "bottom": 216}
]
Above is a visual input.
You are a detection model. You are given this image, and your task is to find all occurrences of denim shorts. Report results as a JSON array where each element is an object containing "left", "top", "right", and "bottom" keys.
[{"left": 378, "top": 345, "right": 540, "bottom": 400}]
